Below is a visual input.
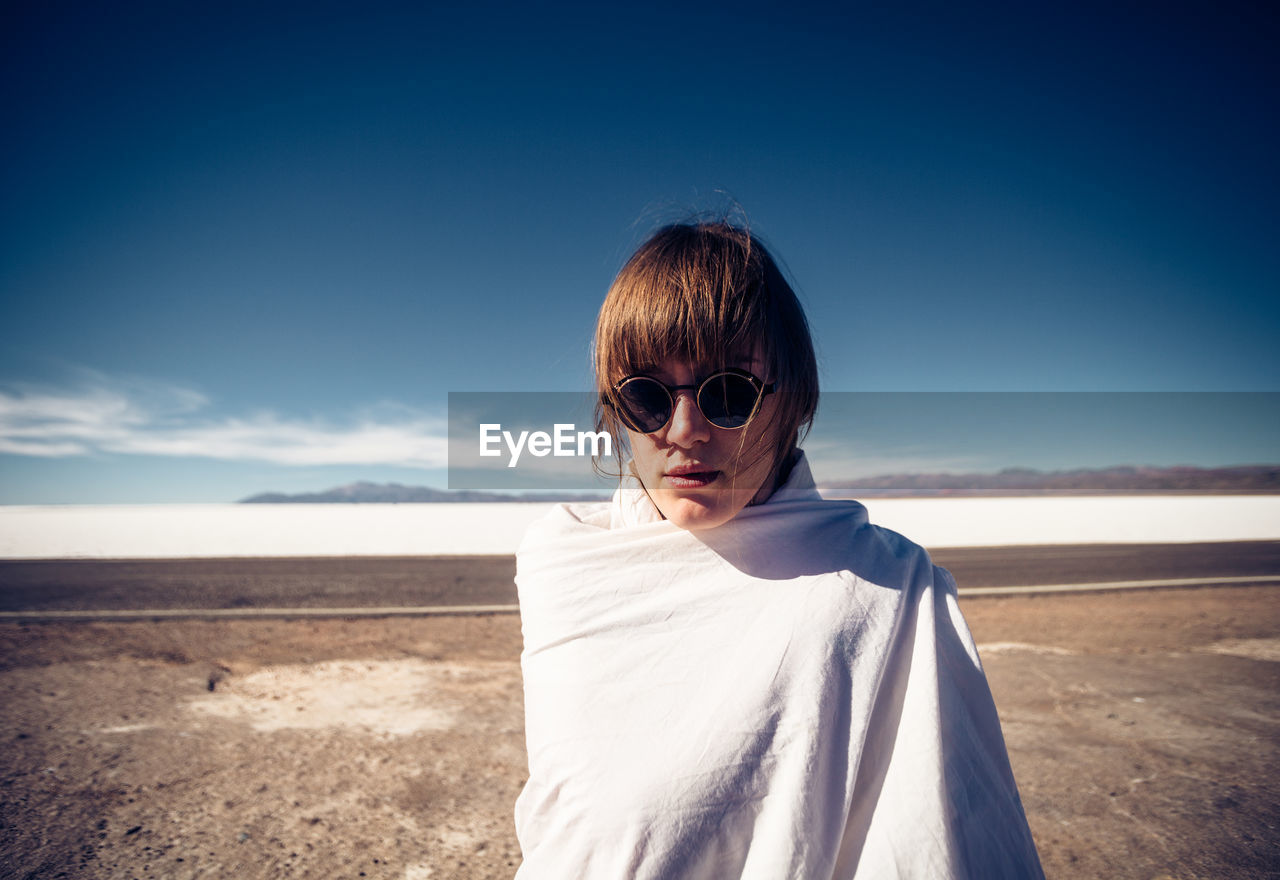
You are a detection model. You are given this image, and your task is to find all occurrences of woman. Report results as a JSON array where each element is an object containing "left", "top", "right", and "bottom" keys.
[{"left": 514, "top": 222, "right": 1044, "bottom": 878}]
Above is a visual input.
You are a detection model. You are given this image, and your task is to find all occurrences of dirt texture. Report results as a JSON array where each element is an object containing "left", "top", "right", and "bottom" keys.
[{"left": 1, "top": 586, "right": 1277, "bottom": 879}]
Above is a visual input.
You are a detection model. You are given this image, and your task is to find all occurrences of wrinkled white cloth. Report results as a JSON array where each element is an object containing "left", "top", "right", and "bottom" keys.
[{"left": 513, "top": 455, "right": 1043, "bottom": 879}]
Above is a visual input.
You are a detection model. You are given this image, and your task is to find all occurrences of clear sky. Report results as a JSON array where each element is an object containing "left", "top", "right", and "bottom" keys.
[{"left": 2, "top": 2, "right": 1277, "bottom": 503}]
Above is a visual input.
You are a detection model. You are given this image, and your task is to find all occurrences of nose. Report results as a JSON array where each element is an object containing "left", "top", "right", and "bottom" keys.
[{"left": 664, "top": 390, "right": 711, "bottom": 447}]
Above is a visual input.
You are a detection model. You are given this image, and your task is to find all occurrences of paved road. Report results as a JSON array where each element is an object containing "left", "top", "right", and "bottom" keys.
[{"left": 1, "top": 541, "right": 1277, "bottom": 614}]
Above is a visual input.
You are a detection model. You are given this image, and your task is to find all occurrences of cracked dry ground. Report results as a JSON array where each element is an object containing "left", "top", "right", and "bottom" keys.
[{"left": 2, "top": 586, "right": 1278, "bottom": 879}]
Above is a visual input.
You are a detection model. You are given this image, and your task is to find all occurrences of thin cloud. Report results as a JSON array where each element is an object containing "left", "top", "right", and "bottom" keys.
[{"left": 0, "top": 380, "right": 447, "bottom": 468}]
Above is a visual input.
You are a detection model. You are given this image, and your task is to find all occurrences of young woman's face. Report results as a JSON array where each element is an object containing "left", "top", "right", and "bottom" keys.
[{"left": 623, "top": 357, "right": 783, "bottom": 530}]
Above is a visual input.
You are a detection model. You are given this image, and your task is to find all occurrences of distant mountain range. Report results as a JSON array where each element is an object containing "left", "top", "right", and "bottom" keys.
[
  {"left": 819, "top": 464, "right": 1280, "bottom": 497},
  {"left": 241, "top": 465, "right": 1279, "bottom": 503}
]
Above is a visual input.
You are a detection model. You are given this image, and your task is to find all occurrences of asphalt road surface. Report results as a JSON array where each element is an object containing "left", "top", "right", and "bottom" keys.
[{"left": 1, "top": 541, "right": 1277, "bottom": 613}]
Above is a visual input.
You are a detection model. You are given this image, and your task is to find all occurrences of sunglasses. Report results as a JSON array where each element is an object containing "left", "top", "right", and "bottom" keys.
[{"left": 607, "top": 368, "right": 776, "bottom": 434}]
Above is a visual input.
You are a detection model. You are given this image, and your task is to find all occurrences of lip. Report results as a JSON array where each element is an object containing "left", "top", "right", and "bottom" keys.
[
  {"left": 666, "top": 463, "right": 716, "bottom": 476},
  {"left": 664, "top": 464, "right": 721, "bottom": 488}
]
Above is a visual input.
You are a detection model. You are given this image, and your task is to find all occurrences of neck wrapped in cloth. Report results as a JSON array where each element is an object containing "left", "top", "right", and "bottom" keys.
[{"left": 514, "top": 455, "right": 1043, "bottom": 879}]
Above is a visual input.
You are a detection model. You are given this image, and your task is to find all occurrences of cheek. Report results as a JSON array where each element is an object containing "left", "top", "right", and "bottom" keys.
[
  {"left": 624, "top": 430, "right": 661, "bottom": 470},
  {"left": 737, "top": 406, "right": 784, "bottom": 469}
]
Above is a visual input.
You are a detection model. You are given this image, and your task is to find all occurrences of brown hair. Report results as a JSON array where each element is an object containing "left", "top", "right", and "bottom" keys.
[{"left": 593, "top": 221, "right": 819, "bottom": 478}]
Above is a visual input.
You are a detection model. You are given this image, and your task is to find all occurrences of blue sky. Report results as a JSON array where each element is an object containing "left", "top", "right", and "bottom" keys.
[{"left": 2, "top": 2, "right": 1277, "bottom": 503}]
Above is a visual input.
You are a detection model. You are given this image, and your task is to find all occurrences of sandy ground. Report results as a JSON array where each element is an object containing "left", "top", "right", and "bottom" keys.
[{"left": 1, "top": 566, "right": 1278, "bottom": 877}]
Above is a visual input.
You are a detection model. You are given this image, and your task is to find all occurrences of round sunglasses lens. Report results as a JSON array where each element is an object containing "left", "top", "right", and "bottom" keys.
[
  {"left": 698, "top": 374, "right": 760, "bottom": 428},
  {"left": 617, "top": 379, "right": 672, "bottom": 433}
]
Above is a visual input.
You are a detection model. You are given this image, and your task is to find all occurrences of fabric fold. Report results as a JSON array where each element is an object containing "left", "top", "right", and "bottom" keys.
[{"left": 514, "top": 453, "right": 1043, "bottom": 879}]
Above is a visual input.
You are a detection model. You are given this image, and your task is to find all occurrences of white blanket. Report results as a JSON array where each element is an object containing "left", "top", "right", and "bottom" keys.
[{"left": 514, "top": 455, "right": 1043, "bottom": 879}]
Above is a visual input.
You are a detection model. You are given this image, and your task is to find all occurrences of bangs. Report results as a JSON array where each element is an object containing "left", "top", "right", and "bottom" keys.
[
  {"left": 595, "top": 225, "right": 771, "bottom": 388},
  {"left": 597, "top": 277, "right": 768, "bottom": 387}
]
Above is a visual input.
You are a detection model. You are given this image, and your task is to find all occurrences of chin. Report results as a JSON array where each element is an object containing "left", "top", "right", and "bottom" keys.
[{"left": 655, "top": 490, "right": 753, "bottom": 531}]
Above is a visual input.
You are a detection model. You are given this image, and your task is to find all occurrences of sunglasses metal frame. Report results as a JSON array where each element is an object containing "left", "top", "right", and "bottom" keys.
[{"left": 605, "top": 368, "right": 776, "bottom": 434}]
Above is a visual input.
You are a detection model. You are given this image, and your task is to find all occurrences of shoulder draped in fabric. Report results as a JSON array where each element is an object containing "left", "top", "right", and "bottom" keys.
[{"left": 513, "top": 453, "right": 1044, "bottom": 879}]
